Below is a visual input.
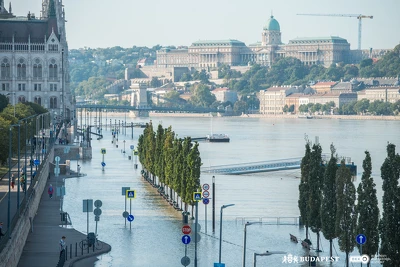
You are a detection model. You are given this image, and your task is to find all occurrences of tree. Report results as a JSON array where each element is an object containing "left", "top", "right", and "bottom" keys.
[
  {"left": 150, "top": 77, "right": 161, "bottom": 88},
  {"left": 354, "top": 99, "right": 370, "bottom": 115},
  {"left": 379, "top": 143, "right": 400, "bottom": 267},
  {"left": 356, "top": 151, "right": 379, "bottom": 266},
  {"left": 307, "top": 143, "right": 325, "bottom": 252},
  {"left": 299, "top": 141, "right": 311, "bottom": 240},
  {"left": 0, "top": 94, "right": 9, "bottom": 112},
  {"left": 336, "top": 160, "right": 357, "bottom": 267},
  {"left": 321, "top": 144, "right": 338, "bottom": 258},
  {"left": 186, "top": 142, "right": 202, "bottom": 216},
  {"left": 233, "top": 101, "right": 247, "bottom": 115},
  {"left": 190, "top": 84, "right": 216, "bottom": 108}
]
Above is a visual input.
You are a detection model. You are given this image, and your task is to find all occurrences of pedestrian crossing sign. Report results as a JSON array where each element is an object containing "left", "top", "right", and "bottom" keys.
[
  {"left": 126, "top": 190, "right": 136, "bottom": 199},
  {"left": 193, "top": 192, "right": 202, "bottom": 202}
]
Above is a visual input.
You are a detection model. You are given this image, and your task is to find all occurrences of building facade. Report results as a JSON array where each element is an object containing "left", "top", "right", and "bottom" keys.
[
  {"left": 157, "top": 16, "right": 358, "bottom": 69},
  {"left": 357, "top": 87, "right": 400, "bottom": 103},
  {"left": 0, "top": 0, "right": 73, "bottom": 120}
]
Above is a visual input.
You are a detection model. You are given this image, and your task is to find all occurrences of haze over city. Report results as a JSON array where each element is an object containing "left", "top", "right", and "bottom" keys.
[{"left": 11, "top": 0, "right": 400, "bottom": 50}]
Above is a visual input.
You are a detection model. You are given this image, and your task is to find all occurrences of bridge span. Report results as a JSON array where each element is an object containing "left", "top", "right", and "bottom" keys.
[{"left": 202, "top": 157, "right": 303, "bottom": 175}]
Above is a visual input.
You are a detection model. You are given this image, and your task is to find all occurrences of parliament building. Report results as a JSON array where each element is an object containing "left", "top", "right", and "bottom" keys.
[
  {"left": 0, "top": 0, "right": 73, "bottom": 120},
  {"left": 156, "top": 16, "right": 359, "bottom": 69}
]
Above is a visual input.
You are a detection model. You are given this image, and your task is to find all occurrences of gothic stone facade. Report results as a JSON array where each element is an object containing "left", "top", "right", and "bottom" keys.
[{"left": 0, "top": 0, "right": 73, "bottom": 120}]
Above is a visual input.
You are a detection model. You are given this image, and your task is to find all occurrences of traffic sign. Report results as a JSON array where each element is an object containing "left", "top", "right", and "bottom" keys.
[
  {"left": 202, "top": 198, "right": 210, "bottom": 205},
  {"left": 130, "top": 145, "right": 134, "bottom": 150},
  {"left": 182, "top": 225, "right": 192, "bottom": 235},
  {"left": 194, "top": 233, "right": 201, "bottom": 243},
  {"left": 193, "top": 192, "right": 202, "bottom": 202},
  {"left": 101, "top": 162, "right": 106, "bottom": 167},
  {"left": 126, "top": 190, "right": 136, "bottom": 199},
  {"left": 202, "top": 183, "right": 210, "bottom": 191},
  {"left": 181, "top": 256, "right": 190, "bottom": 267},
  {"left": 127, "top": 214, "right": 134, "bottom": 222},
  {"left": 93, "top": 208, "right": 102, "bottom": 216},
  {"left": 101, "top": 148, "right": 106, "bottom": 154},
  {"left": 122, "top": 187, "right": 130, "bottom": 196},
  {"left": 34, "top": 159, "right": 40, "bottom": 166},
  {"left": 94, "top": 200, "right": 103, "bottom": 208},
  {"left": 82, "top": 199, "right": 93, "bottom": 212},
  {"left": 192, "top": 223, "right": 201, "bottom": 232},
  {"left": 202, "top": 190, "right": 210, "bottom": 198},
  {"left": 356, "top": 234, "right": 367, "bottom": 245},
  {"left": 182, "top": 235, "right": 191, "bottom": 245},
  {"left": 122, "top": 211, "right": 129, "bottom": 218},
  {"left": 54, "top": 156, "right": 60, "bottom": 162},
  {"left": 214, "top": 263, "right": 225, "bottom": 267}
]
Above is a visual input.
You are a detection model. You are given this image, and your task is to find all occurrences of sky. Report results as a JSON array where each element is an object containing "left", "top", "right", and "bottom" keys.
[{"left": 9, "top": 0, "right": 400, "bottom": 50}]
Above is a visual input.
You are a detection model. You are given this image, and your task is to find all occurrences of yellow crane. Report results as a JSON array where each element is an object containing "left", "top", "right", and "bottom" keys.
[{"left": 297, "top": 14, "right": 373, "bottom": 50}]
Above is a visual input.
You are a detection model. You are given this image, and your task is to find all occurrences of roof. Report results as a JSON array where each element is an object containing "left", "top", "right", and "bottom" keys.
[
  {"left": 191, "top": 39, "right": 246, "bottom": 47},
  {"left": 265, "top": 86, "right": 294, "bottom": 92},
  {"left": 0, "top": 17, "right": 58, "bottom": 43},
  {"left": 263, "top": 16, "right": 280, "bottom": 31},
  {"left": 288, "top": 36, "right": 348, "bottom": 44},
  {"left": 312, "top": 82, "right": 338, "bottom": 87},
  {"left": 332, "top": 82, "right": 353, "bottom": 91},
  {"left": 286, "top": 93, "right": 304, "bottom": 98},
  {"left": 212, "top": 87, "right": 230, "bottom": 92}
]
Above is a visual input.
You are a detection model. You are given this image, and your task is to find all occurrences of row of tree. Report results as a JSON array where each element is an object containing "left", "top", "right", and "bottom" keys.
[
  {"left": 338, "top": 99, "right": 400, "bottom": 116},
  {"left": 137, "top": 122, "right": 202, "bottom": 213},
  {"left": 298, "top": 142, "right": 399, "bottom": 267},
  {"left": 0, "top": 95, "right": 48, "bottom": 165}
]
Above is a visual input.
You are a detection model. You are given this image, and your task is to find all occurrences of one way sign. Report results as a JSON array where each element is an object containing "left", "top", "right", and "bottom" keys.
[{"left": 126, "top": 190, "right": 136, "bottom": 199}]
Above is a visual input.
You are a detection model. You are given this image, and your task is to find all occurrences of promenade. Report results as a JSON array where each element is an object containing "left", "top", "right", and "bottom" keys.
[{"left": 17, "top": 171, "right": 111, "bottom": 267}]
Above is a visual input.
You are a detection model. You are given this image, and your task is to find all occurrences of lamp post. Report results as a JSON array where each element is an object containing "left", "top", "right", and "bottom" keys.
[
  {"left": 219, "top": 203, "right": 235, "bottom": 263},
  {"left": 243, "top": 222, "right": 262, "bottom": 267},
  {"left": 123, "top": 140, "right": 126, "bottom": 153},
  {"left": 253, "top": 251, "right": 286, "bottom": 267},
  {"left": 6, "top": 92, "right": 16, "bottom": 117},
  {"left": 18, "top": 115, "right": 36, "bottom": 196},
  {"left": 8, "top": 124, "right": 20, "bottom": 238}
]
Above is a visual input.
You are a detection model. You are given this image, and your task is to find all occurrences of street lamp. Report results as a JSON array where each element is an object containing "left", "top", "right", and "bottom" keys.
[
  {"left": 219, "top": 203, "right": 235, "bottom": 263},
  {"left": 6, "top": 92, "right": 16, "bottom": 117},
  {"left": 123, "top": 140, "right": 126, "bottom": 153},
  {"left": 8, "top": 124, "right": 20, "bottom": 239},
  {"left": 243, "top": 221, "right": 262, "bottom": 267},
  {"left": 253, "top": 251, "right": 286, "bottom": 267}
]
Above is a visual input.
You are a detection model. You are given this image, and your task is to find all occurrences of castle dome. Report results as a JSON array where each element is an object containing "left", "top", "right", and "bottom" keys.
[{"left": 263, "top": 15, "right": 280, "bottom": 31}]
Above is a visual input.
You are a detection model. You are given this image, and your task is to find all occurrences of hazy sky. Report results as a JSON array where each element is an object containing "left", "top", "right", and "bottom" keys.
[{"left": 10, "top": 0, "right": 400, "bottom": 50}]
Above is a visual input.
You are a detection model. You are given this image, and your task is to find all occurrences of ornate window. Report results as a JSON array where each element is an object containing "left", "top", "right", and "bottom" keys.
[
  {"left": 33, "top": 59, "right": 43, "bottom": 79},
  {"left": 49, "top": 59, "right": 58, "bottom": 80},
  {"left": 1, "top": 58, "right": 11, "bottom": 79},
  {"left": 17, "top": 58, "right": 27, "bottom": 79},
  {"left": 34, "top": 96, "right": 42, "bottom": 105},
  {"left": 34, "top": 84, "right": 42, "bottom": 91},
  {"left": 18, "top": 96, "right": 26, "bottom": 103},
  {"left": 50, "top": 96, "right": 57, "bottom": 108}
]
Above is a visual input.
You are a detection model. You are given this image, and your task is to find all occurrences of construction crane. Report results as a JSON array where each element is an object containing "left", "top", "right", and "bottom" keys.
[{"left": 297, "top": 14, "right": 373, "bottom": 50}]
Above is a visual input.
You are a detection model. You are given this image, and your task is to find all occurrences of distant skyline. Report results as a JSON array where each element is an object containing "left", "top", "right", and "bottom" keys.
[{"left": 10, "top": 0, "right": 400, "bottom": 50}]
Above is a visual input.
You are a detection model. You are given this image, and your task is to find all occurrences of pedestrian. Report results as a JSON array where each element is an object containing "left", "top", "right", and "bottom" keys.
[
  {"left": 32, "top": 171, "right": 36, "bottom": 180},
  {"left": 11, "top": 174, "right": 15, "bottom": 189},
  {"left": 48, "top": 184, "right": 54, "bottom": 199},
  {"left": 20, "top": 175, "right": 25, "bottom": 192},
  {"left": 59, "top": 236, "right": 66, "bottom": 258},
  {"left": 0, "top": 222, "right": 5, "bottom": 239}
]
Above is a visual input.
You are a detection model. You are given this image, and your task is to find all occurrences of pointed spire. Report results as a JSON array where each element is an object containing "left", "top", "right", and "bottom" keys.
[
  {"left": 48, "top": 0, "right": 56, "bottom": 18},
  {"left": 9, "top": 2, "right": 12, "bottom": 14}
]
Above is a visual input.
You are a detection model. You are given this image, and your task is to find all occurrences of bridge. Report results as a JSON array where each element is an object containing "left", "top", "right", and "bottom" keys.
[
  {"left": 202, "top": 157, "right": 303, "bottom": 175},
  {"left": 202, "top": 155, "right": 357, "bottom": 175}
]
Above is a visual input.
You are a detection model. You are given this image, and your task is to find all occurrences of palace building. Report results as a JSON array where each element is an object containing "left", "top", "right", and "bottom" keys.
[
  {"left": 0, "top": 0, "right": 73, "bottom": 120},
  {"left": 156, "top": 16, "right": 358, "bottom": 69}
]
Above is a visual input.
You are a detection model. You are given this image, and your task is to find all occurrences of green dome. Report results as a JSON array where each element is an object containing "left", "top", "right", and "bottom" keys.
[{"left": 263, "top": 16, "right": 280, "bottom": 31}]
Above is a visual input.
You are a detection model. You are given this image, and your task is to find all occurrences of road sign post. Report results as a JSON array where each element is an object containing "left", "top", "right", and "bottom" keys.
[
  {"left": 83, "top": 199, "right": 93, "bottom": 235},
  {"left": 101, "top": 148, "right": 106, "bottom": 171},
  {"left": 122, "top": 187, "right": 130, "bottom": 227},
  {"left": 356, "top": 234, "right": 367, "bottom": 267},
  {"left": 126, "top": 190, "right": 136, "bottom": 230}
]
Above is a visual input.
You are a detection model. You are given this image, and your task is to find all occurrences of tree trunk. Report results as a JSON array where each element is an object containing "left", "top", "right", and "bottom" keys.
[
  {"left": 306, "top": 225, "right": 309, "bottom": 239},
  {"left": 346, "top": 252, "right": 349, "bottom": 267},
  {"left": 316, "top": 231, "right": 320, "bottom": 252},
  {"left": 329, "top": 239, "right": 332, "bottom": 258}
]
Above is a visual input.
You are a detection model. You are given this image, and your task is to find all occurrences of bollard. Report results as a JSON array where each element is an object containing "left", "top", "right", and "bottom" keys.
[
  {"left": 65, "top": 246, "right": 68, "bottom": 260},
  {"left": 116, "top": 145, "right": 118, "bottom": 148},
  {"left": 70, "top": 244, "right": 72, "bottom": 259},
  {"left": 29, "top": 217, "right": 33, "bottom": 233},
  {"left": 75, "top": 242, "right": 78, "bottom": 257},
  {"left": 128, "top": 156, "right": 131, "bottom": 160}
]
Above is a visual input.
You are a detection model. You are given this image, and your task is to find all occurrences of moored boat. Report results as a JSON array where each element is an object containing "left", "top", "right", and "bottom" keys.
[{"left": 206, "top": 134, "right": 230, "bottom": 142}]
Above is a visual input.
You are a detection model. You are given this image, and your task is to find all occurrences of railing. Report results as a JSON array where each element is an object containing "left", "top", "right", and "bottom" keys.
[{"left": 235, "top": 216, "right": 301, "bottom": 225}]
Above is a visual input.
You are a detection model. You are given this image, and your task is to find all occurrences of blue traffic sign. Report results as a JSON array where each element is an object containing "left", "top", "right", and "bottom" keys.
[
  {"left": 182, "top": 235, "right": 191, "bottom": 245},
  {"left": 127, "top": 214, "right": 134, "bottom": 222},
  {"left": 130, "top": 145, "right": 134, "bottom": 150},
  {"left": 101, "top": 162, "right": 106, "bottom": 167},
  {"left": 34, "top": 159, "right": 40, "bottom": 166},
  {"left": 356, "top": 234, "right": 366, "bottom": 245},
  {"left": 214, "top": 263, "right": 225, "bottom": 267},
  {"left": 202, "top": 198, "right": 210, "bottom": 205}
]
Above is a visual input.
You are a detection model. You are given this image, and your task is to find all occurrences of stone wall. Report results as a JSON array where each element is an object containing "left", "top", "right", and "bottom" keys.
[{"left": 0, "top": 148, "right": 53, "bottom": 267}]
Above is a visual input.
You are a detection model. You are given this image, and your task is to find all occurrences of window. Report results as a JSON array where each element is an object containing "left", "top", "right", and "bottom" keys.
[
  {"left": 49, "top": 59, "right": 58, "bottom": 80},
  {"left": 18, "top": 96, "right": 26, "bottom": 103},
  {"left": 50, "top": 84, "right": 57, "bottom": 91},
  {"left": 17, "top": 58, "right": 27, "bottom": 79},
  {"left": 1, "top": 58, "right": 11, "bottom": 79},
  {"left": 50, "top": 96, "right": 57, "bottom": 108},
  {"left": 34, "top": 96, "right": 41, "bottom": 105},
  {"left": 1, "top": 83, "right": 9, "bottom": 91},
  {"left": 33, "top": 59, "right": 42, "bottom": 79},
  {"left": 48, "top": 44, "right": 58, "bottom": 51},
  {"left": 34, "top": 84, "right": 42, "bottom": 91},
  {"left": 18, "top": 84, "right": 26, "bottom": 91}
]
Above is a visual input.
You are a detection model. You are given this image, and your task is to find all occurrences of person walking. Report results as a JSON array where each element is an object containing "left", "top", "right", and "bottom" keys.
[
  {"left": 11, "top": 174, "right": 15, "bottom": 189},
  {"left": 48, "top": 184, "right": 54, "bottom": 199},
  {"left": 59, "top": 236, "right": 66, "bottom": 258},
  {"left": 20, "top": 174, "right": 26, "bottom": 192},
  {"left": 0, "top": 222, "right": 5, "bottom": 239}
]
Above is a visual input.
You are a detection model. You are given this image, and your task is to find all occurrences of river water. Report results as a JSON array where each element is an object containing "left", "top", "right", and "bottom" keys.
[{"left": 63, "top": 115, "right": 400, "bottom": 267}]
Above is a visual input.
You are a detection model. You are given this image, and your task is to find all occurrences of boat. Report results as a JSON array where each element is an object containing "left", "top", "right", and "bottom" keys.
[
  {"left": 206, "top": 134, "right": 230, "bottom": 143},
  {"left": 298, "top": 115, "right": 314, "bottom": 119}
]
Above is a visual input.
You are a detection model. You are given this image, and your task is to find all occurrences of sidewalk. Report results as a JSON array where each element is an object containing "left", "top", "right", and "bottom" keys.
[{"left": 17, "top": 172, "right": 111, "bottom": 267}]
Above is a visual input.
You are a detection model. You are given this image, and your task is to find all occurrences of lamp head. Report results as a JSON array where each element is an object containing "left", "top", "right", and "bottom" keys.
[{"left": 222, "top": 204, "right": 235, "bottom": 209}]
